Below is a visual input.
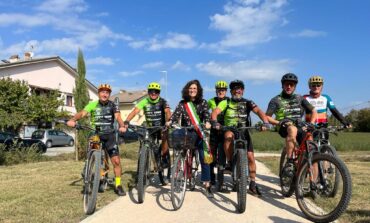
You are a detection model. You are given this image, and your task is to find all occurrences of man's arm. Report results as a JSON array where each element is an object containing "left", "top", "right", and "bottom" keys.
[
  {"left": 165, "top": 108, "right": 171, "bottom": 122},
  {"left": 252, "top": 106, "right": 269, "bottom": 124},
  {"left": 211, "top": 107, "right": 222, "bottom": 121},
  {"left": 125, "top": 107, "right": 141, "bottom": 123},
  {"left": 67, "top": 110, "right": 88, "bottom": 127}
]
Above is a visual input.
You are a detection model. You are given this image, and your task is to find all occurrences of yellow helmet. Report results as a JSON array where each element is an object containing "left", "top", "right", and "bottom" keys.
[
  {"left": 98, "top": 83, "right": 112, "bottom": 92},
  {"left": 148, "top": 82, "right": 161, "bottom": 91},
  {"left": 215, "top": 80, "right": 228, "bottom": 89},
  {"left": 308, "top": 75, "right": 324, "bottom": 86}
]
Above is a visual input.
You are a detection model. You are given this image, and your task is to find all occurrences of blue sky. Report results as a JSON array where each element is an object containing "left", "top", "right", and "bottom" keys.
[{"left": 1, "top": 0, "right": 369, "bottom": 114}]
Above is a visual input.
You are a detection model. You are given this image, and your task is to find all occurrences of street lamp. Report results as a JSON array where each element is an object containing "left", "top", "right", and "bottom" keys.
[{"left": 160, "top": 70, "right": 168, "bottom": 99}]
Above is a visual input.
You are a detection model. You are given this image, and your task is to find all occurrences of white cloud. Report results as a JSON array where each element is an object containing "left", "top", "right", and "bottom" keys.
[
  {"left": 291, "top": 29, "right": 327, "bottom": 38},
  {"left": 129, "top": 32, "right": 197, "bottom": 51},
  {"left": 142, "top": 61, "right": 164, "bottom": 69},
  {"left": 35, "top": 0, "right": 88, "bottom": 14},
  {"left": 207, "top": 0, "right": 288, "bottom": 49},
  {"left": 0, "top": 1, "right": 132, "bottom": 57},
  {"left": 118, "top": 70, "right": 145, "bottom": 77},
  {"left": 86, "top": 56, "right": 114, "bottom": 65},
  {"left": 196, "top": 59, "right": 292, "bottom": 82},
  {"left": 171, "top": 60, "right": 191, "bottom": 71}
]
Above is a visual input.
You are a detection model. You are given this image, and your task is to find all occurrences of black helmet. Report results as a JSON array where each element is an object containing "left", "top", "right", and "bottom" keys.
[
  {"left": 281, "top": 73, "right": 298, "bottom": 84},
  {"left": 229, "top": 80, "right": 244, "bottom": 90}
]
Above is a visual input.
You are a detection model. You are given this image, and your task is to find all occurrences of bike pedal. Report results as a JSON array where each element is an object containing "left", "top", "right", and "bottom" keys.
[{"left": 107, "top": 178, "right": 114, "bottom": 185}]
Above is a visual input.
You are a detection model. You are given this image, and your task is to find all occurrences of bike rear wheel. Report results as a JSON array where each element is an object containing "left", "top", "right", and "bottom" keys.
[
  {"left": 319, "top": 144, "right": 339, "bottom": 197},
  {"left": 158, "top": 150, "right": 171, "bottom": 186},
  {"left": 189, "top": 149, "right": 199, "bottom": 191},
  {"left": 83, "top": 151, "right": 101, "bottom": 215},
  {"left": 137, "top": 146, "right": 150, "bottom": 203},
  {"left": 295, "top": 153, "right": 352, "bottom": 223},
  {"left": 279, "top": 148, "right": 295, "bottom": 197},
  {"left": 171, "top": 151, "right": 187, "bottom": 210},
  {"left": 236, "top": 149, "right": 247, "bottom": 213}
]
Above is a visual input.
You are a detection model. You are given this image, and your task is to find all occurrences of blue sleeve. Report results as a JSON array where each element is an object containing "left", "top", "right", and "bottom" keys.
[{"left": 324, "top": 94, "right": 336, "bottom": 110}]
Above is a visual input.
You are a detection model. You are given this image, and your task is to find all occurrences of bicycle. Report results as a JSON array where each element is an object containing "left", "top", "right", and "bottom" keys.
[
  {"left": 279, "top": 121, "right": 352, "bottom": 222},
  {"left": 127, "top": 124, "right": 171, "bottom": 204},
  {"left": 168, "top": 126, "right": 200, "bottom": 210},
  {"left": 216, "top": 125, "right": 261, "bottom": 214},
  {"left": 58, "top": 120, "right": 115, "bottom": 215},
  {"left": 280, "top": 123, "right": 345, "bottom": 197}
]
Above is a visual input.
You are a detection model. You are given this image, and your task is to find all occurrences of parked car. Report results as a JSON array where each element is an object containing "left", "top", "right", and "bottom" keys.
[
  {"left": 0, "top": 131, "right": 47, "bottom": 153},
  {"left": 31, "top": 129, "right": 74, "bottom": 148}
]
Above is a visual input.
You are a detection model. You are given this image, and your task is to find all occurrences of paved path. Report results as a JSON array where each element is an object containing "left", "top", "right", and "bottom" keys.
[{"left": 81, "top": 159, "right": 311, "bottom": 223}]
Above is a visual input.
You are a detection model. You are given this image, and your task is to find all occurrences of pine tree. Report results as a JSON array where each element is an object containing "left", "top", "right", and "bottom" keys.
[{"left": 73, "top": 48, "right": 90, "bottom": 160}]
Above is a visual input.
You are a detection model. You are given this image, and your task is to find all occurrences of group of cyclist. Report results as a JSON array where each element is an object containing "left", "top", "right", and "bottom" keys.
[{"left": 67, "top": 72, "right": 351, "bottom": 199}]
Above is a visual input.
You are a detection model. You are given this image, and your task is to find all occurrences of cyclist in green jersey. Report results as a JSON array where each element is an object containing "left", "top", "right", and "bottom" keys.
[
  {"left": 124, "top": 82, "right": 171, "bottom": 166},
  {"left": 266, "top": 73, "right": 317, "bottom": 176},
  {"left": 208, "top": 80, "right": 229, "bottom": 185},
  {"left": 67, "top": 84, "right": 126, "bottom": 196},
  {"left": 211, "top": 80, "right": 269, "bottom": 196}
]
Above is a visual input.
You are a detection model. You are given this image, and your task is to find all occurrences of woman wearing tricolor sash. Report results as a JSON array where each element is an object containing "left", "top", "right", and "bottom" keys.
[{"left": 169, "top": 79, "right": 214, "bottom": 198}]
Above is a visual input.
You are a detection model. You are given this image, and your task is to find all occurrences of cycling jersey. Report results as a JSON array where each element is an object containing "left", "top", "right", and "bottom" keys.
[
  {"left": 304, "top": 94, "right": 348, "bottom": 125},
  {"left": 208, "top": 96, "right": 229, "bottom": 125},
  {"left": 217, "top": 98, "right": 256, "bottom": 127},
  {"left": 83, "top": 100, "right": 119, "bottom": 133},
  {"left": 266, "top": 92, "right": 314, "bottom": 122},
  {"left": 136, "top": 97, "right": 170, "bottom": 127}
]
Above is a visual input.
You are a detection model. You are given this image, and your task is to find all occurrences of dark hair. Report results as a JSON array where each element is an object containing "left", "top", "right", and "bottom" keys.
[{"left": 181, "top": 79, "right": 203, "bottom": 103}]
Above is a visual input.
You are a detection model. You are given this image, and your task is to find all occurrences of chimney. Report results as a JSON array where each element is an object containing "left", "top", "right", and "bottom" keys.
[
  {"left": 24, "top": 52, "right": 32, "bottom": 60},
  {"left": 9, "top": 55, "right": 20, "bottom": 63}
]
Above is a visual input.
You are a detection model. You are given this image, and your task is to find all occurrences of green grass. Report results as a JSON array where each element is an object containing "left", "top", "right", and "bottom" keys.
[
  {"left": 0, "top": 142, "right": 140, "bottom": 223},
  {"left": 251, "top": 131, "right": 370, "bottom": 152},
  {"left": 257, "top": 154, "right": 370, "bottom": 223}
]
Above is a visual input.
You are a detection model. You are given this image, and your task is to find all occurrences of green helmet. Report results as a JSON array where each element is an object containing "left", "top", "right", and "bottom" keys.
[
  {"left": 215, "top": 80, "right": 228, "bottom": 89},
  {"left": 148, "top": 82, "right": 161, "bottom": 91}
]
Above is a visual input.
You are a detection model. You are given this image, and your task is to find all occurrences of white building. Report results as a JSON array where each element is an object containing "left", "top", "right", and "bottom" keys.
[{"left": 0, "top": 54, "right": 98, "bottom": 114}]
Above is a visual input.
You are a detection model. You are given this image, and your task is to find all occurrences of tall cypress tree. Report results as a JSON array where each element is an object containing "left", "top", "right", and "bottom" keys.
[{"left": 73, "top": 48, "right": 90, "bottom": 160}]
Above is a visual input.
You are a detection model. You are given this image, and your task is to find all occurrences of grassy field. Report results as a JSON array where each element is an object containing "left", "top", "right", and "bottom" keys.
[
  {"left": 0, "top": 142, "right": 140, "bottom": 223},
  {"left": 252, "top": 131, "right": 370, "bottom": 151},
  {"left": 257, "top": 154, "right": 370, "bottom": 223}
]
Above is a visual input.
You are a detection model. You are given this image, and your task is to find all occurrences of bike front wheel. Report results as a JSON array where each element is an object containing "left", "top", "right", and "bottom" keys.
[
  {"left": 236, "top": 149, "right": 247, "bottom": 213},
  {"left": 295, "top": 153, "right": 352, "bottom": 223},
  {"left": 137, "top": 146, "right": 150, "bottom": 203},
  {"left": 83, "top": 151, "right": 101, "bottom": 215},
  {"left": 171, "top": 151, "right": 187, "bottom": 210}
]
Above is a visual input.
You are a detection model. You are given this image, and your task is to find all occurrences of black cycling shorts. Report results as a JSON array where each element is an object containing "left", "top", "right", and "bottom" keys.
[
  {"left": 278, "top": 123, "right": 306, "bottom": 145},
  {"left": 99, "top": 133, "right": 119, "bottom": 158},
  {"left": 227, "top": 130, "right": 254, "bottom": 153}
]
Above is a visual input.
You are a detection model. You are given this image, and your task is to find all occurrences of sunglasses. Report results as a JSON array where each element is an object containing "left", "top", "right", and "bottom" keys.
[
  {"left": 148, "top": 89, "right": 160, "bottom": 94},
  {"left": 310, "top": 84, "right": 322, "bottom": 88}
]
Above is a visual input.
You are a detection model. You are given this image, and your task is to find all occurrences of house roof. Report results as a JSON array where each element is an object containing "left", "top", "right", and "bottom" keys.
[
  {"left": 0, "top": 56, "right": 98, "bottom": 93},
  {"left": 110, "top": 90, "right": 147, "bottom": 104}
]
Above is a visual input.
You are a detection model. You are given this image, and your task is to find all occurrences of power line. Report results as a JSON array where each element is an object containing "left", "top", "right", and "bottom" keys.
[{"left": 339, "top": 100, "right": 370, "bottom": 111}]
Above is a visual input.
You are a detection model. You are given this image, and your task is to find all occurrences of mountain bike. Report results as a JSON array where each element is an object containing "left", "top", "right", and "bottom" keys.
[
  {"left": 280, "top": 123, "right": 345, "bottom": 197},
  {"left": 58, "top": 120, "right": 116, "bottom": 215},
  {"left": 168, "top": 126, "right": 200, "bottom": 210},
  {"left": 127, "top": 124, "right": 171, "bottom": 203},
  {"left": 216, "top": 125, "right": 261, "bottom": 213},
  {"left": 279, "top": 121, "right": 352, "bottom": 222}
]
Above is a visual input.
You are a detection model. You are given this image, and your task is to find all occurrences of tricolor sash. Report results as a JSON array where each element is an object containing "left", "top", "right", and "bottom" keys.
[{"left": 184, "top": 101, "right": 213, "bottom": 164}]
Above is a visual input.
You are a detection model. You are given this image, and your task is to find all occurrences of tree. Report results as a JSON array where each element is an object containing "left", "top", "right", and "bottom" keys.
[
  {"left": 73, "top": 48, "right": 90, "bottom": 160},
  {"left": 0, "top": 78, "right": 29, "bottom": 132},
  {"left": 345, "top": 108, "right": 370, "bottom": 132},
  {"left": 27, "top": 90, "right": 69, "bottom": 127}
]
